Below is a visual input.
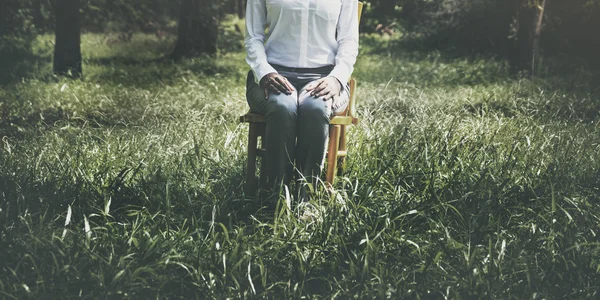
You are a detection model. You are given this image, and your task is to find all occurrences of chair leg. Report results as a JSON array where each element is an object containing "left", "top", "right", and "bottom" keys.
[
  {"left": 337, "top": 125, "right": 347, "bottom": 175},
  {"left": 245, "top": 123, "right": 259, "bottom": 195},
  {"left": 257, "top": 124, "right": 267, "bottom": 189},
  {"left": 326, "top": 125, "right": 341, "bottom": 186}
]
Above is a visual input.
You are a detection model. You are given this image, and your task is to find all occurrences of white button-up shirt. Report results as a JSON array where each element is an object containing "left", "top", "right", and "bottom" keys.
[{"left": 245, "top": 0, "right": 359, "bottom": 85}]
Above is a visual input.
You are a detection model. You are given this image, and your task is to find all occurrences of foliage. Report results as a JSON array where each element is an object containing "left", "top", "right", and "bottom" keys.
[
  {"left": 0, "top": 0, "right": 38, "bottom": 36},
  {"left": 80, "top": 0, "right": 179, "bottom": 32},
  {"left": 1, "top": 30, "right": 599, "bottom": 298},
  {"left": 359, "top": 0, "right": 402, "bottom": 31},
  {"left": 0, "top": 0, "right": 179, "bottom": 35},
  {"left": 383, "top": 0, "right": 517, "bottom": 54},
  {"left": 361, "top": 0, "right": 600, "bottom": 66},
  {"left": 544, "top": 0, "right": 600, "bottom": 61}
]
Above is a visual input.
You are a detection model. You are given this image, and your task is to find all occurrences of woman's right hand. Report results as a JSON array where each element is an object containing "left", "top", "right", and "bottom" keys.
[{"left": 260, "top": 73, "right": 295, "bottom": 100}]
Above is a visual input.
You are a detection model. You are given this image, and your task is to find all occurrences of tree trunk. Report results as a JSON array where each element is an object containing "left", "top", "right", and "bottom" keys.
[
  {"left": 224, "top": 0, "right": 236, "bottom": 14},
  {"left": 237, "top": 0, "right": 246, "bottom": 19},
  {"left": 32, "top": 0, "right": 45, "bottom": 30},
  {"left": 512, "top": 0, "right": 547, "bottom": 75},
  {"left": 170, "top": 0, "right": 219, "bottom": 59},
  {"left": 53, "top": 0, "right": 82, "bottom": 77}
]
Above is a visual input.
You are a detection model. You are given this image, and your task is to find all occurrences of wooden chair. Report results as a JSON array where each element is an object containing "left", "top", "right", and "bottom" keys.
[{"left": 240, "top": 2, "right": 363, "bottom": 194}]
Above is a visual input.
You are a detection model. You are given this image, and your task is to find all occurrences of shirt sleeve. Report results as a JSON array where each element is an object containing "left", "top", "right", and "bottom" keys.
[
  {"left": 245, "top": 0, "right": 277, "bottom": 84},
  {"left": 328, "top": 0, "right": 359, "bottom": 85}
]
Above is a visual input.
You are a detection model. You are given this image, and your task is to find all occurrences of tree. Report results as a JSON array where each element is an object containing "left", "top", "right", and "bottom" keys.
[
  {"left": 170, "top": 0, "right": 219, "bottom": 59},
  {"left": 53, "top": 0, "right": 82, "bottom": 77},
  {"left": 236, "top": 0, "right": 246, "bottom": 19},
  {"left": 512, "top": 0, "right": 547, "bottom": 75},
  {"left": 32, "top": 0, "right": 45, "bottom": 30},
  {"left": 221, "top": 0, "right": 245, "bottom": 18},
  {"left": 0, "top": 0, "right": 34, "bottom": 37}
]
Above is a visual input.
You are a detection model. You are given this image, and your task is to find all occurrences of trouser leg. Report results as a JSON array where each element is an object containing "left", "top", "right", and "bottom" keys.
[
  {"left": 296, "top": 89, "right": 332, "bottom": 185},
  {"left": 246, "top": 72, "right": 298, "bottom": 186},
  {"left": 296, "top": 81, "right": 350, "bottom": 186}
]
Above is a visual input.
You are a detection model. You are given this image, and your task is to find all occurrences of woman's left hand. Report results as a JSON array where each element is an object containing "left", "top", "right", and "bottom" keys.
[{"left": 305, "top": 76, "right": 342, "bottom": 101}]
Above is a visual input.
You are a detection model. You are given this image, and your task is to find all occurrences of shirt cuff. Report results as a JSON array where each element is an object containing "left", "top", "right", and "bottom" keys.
[{"left": 328, "top": 66, "right": 351, "bottom": 87}]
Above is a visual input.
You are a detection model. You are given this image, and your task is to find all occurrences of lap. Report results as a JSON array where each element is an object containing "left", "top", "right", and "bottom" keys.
[
  {"left": 246, "top": 70, "right": 349, "bottom": 117},
  {"left": 297, "top": 88, "right": 332, "bottom": 116}
]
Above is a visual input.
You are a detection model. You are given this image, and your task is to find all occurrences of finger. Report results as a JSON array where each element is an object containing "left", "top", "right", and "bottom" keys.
[
  {"left": 282, "top": 78, "right": 295, "bottom": 93},
  {"left": 277, "top": 77, "right": 294, "bottom": 94},
  {"left": 264, "top": 87, "right": 269, "bottom": 100},
  {"left": 270, "top": 77, "right": 288, "bottom": 94},
  {"left": 274, "top": 77, "right": 292, "bottom": 94},
  {"left": 310, "top": 81, "right": 327, "bottom": 96},
  {"left": 270, "top": 84, "right": 282, "bottom": 95},
  {"left": 304, "top": 80, "right": 320, "bottom": 92},
  {"left": 325, "top": 90, "right": 336, "bottom": 101},
  {"left": 313, "top": 87, "right": 325, "bottom": 97},
  {"left": 316, "top": 89, "right": 332, "bottom": 99},
  {"left": 308, "top": 79, "right": 325, "bottom": 94},
  {"left": 266, "top": 83, "right": 281, "bottom": 96},
  {"left": 314, "top": 84, "right": 331, "bottom": 97},
  {"left": 316, "top": 89, "right": 331, "bottom": 100}
]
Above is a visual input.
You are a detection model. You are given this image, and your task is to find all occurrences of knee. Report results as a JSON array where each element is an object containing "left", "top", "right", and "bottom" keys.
[
  {"left": 266, "top": 94, "right": 297, "bottom": 121},
  {"left": 299, "top": 97, "right": 330, "bottom": 122}
]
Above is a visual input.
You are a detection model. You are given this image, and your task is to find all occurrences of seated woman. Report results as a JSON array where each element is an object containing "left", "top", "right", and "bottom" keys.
[{"left": 245, "top": 0, "right": 359, "bottom": 190}]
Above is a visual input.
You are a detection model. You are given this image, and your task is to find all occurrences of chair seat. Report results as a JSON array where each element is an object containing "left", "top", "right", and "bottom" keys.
[
  {"left": 239, "top": 112, "right": 265, "bottom": 123},
  {"left": 240, "top": 112, "right": 358, "bottom": 125}
]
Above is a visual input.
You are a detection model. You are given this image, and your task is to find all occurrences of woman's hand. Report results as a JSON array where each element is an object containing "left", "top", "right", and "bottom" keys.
[
  {"left": 260, "top": 73, "right": 295, "bottom": 100},
  {"left": 305, "top": 76, "right": 342, "bottom": 101}
]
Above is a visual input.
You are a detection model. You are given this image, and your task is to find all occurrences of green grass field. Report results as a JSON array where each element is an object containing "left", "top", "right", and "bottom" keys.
[{"left": 1, "top": 27, "right": 599, "bottom": 298}]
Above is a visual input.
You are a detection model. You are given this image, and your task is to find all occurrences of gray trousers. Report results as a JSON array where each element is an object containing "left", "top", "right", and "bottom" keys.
[{"left": 246, "top": 69, "right": 349, "bottom": 187}]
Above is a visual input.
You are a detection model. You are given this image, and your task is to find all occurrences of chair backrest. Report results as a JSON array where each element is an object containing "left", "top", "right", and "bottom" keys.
[
  {"left": 342, "top": 1, "right": 362, "bottom": 119},
  {"left": 358, "top": 1, "right": 364, "bottom": 25}
]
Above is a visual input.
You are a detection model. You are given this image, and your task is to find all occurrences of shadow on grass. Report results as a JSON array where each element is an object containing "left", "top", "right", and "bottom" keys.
[
  {"left": 84, "top": 56, "right": 164, "bottom": 66},
  {"left": 360, "top": 34, "right": 600, "bottom": 91},
  {"left": 0, "top": 37, "right": 54, "bottom": 85},
  {"left": 0, "top": 106, "right": 132, "bottom": 139},
  {"left": 85, "top": 55, "right": 245, "bottom": 88},
  {"left": 356, "top": 35, "right": 514, "bottom": 88},
  {"left": 0, "top": 35, "right": 245, "bottom": 88},
  {"left": 0, "top": 154, "right": 253, "bottom": 230},
  {"left": 359, "top": 34, "right": 600, "bottom": 123}
]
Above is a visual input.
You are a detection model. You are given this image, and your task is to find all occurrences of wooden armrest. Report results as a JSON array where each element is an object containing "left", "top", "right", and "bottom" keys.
[
  {"left": 330, "top": 116, "right": 359, "bottom": 125},
  {"left": 241, "top": 113, "right": 358, "bottom": 125}
]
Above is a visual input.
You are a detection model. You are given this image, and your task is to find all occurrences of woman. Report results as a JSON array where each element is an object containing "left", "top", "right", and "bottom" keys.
[{"left": 245, "top": 0, "right": 359, "bottom": 189}]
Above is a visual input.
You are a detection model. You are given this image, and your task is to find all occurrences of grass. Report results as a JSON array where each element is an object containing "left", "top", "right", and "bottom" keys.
[{"left": 1, "top": 25, "right": 599, "bottom": 298}]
